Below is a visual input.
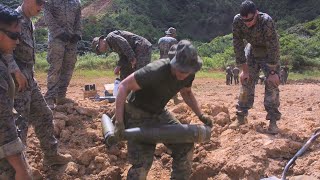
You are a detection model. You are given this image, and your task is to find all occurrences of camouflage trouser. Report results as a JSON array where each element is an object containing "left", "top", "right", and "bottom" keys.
[
  {"left": 45, "top": 38, "right": 78, "bottom": 99},
  {"left": 234, "top": 75, "right": 239, "bottom": 85},
  {"left": 120, "top": 43, "right": 152, "bottom": 81},
  {"left": 226, "top": 74, "right": 233, "bottom": 85},
  {"left": 14, "top": 68, "right": 57, "bottom": 155},
  {"left": 124, "top": 103, "right": 194, "bottom": 180},
  {"left": 237, "top": 57, "right": 281, "bottom": 121}
]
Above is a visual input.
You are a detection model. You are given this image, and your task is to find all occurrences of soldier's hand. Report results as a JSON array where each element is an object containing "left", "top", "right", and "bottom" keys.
[
  {"left": 70, "top": 34, "right": 81, "bottom": 43},
  {"left": 56, "top": 32, "right": 71, "bottom": 42},
  {"left": 198, "top": 114, "right": 213, "bottom": 128},
  {"left": 267, "top": 73, "right": 280, "bottom": 87},
  {"left": 114, "top": 120, "right": 125, "bottom": 140},
  {"left": 14, "top": 70, "right": 28, "bottom": 92},
  {"left": 114, "top": 66, "right": 121, "bottom": 75}
]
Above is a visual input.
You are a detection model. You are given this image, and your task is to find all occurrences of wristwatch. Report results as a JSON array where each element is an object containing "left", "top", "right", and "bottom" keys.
[{"left": 269, "top": 70, "right": 276, "bottom": 75}]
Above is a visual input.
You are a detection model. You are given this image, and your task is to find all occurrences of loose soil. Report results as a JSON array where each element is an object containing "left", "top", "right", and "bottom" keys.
[{"left": 26, "top": 76, "right": 320, "bottom": 180}]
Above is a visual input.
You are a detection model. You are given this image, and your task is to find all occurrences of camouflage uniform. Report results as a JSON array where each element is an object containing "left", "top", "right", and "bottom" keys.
[
  {"left": 232, "top": 67, "right": 240, "bottom": 85},
  {"left": 158, "top": 36, "right": 178, "bottom": 59},
  {"left": 0, "top": 55, "right": 26, "bottom": 179},
  {"left": 125, "top": 103, "right": 193, "bottom": 180},
  {"left": 105, "top": 30, "right": 152, "bottom": 80},
  {"left": 226, "top": 66, "right": 233, "bottom": 85},
  {"left": 44, "top": 0, "right": 81, "bottom": 100},
  {"left": 280, "top": 66, "right": 289, "bottom": 85},
  {"left": 3, "top": 6, "right": 58, "bottom": 155},
  {"left": 233, "top": 12, "right": 281, "bottom": 121}
]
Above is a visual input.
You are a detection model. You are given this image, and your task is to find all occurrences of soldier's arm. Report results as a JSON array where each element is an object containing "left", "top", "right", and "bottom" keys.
[
  {"left": 0, "top": 80, "right": 24, "bottom": 159},
  {"left": 115, "top": 73, "right": 141, "bottom": 124},
  {"left": 2, "top": 53, "right": 20, "bottom": 73},
  {"left": 180, "top": 87, "right": 202, "bottom": 117},
  {"left": 44, "top": 0, "right": 64, "bottom": 38},
  {"left": 73, "top": 1, "right": 82, "bottom": 37},
  {"left": 232, "top": 15, "right": 246, "bottom": 66},
  {"left": 264, "top": 17, "right": 280, "bottom": 68}
]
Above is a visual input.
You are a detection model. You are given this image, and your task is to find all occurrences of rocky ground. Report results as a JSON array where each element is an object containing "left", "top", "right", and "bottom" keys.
[{"left": 25, "top": 75, "right": 320, "bottom": 180}]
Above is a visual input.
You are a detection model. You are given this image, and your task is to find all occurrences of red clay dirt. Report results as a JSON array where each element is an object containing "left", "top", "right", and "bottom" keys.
[{"left": 26, "top": 75, "right": 320, "bottom": 180}]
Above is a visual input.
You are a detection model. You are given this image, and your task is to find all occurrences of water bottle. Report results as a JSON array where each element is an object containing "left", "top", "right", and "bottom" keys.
[{"left": 113, "top": 78, "right": 121, "bottom": 96}]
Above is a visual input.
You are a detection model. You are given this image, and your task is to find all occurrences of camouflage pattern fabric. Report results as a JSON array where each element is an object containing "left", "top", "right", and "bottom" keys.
[
  {"left": 233, "top": 12, "right": 280, "bottom": 66},
  {"left": 124, "top": 103, "right": 193, "bottom": 180},
  {"left": 237, "top": 45, "right": 281, "bottom": 121},
  {"left": 226, "top": 66, "right": 233, "bottom": 85},
  {"left": 233, "top": 67, "right": 240, "bottom": 85},
  {"left": 44, "top": 0, "right": 81, "bottom": 99},
  {"left": 0, "top": 58, "right": 26, "bottom": 179},
  {"left": 106, "top": 30, "right": 152, "bottom": 80},
  {"left": 6, "top": 7, "right": 58, "bottom": 155},
  {"left": 280, "top": 66, "right": 289, "bottom": 85},
  {"left": 232, "top": 12, "right": 281, "bottom": 121},
  {"left": 158, "top": 36, "right": 178, "bottom": 59}
]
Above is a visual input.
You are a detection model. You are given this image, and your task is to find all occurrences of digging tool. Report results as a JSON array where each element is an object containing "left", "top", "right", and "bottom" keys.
[
  {"left": 101, "top": 114, "right": 211, "bottom": 148},
  {"left": 261, "top": 128, "right": 320, "bottom": 180}
]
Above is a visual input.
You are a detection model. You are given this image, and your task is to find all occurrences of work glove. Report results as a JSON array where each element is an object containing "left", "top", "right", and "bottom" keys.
[
  {"left": 56, "top": 32, "right": 71, "bottom": 42},
  {"left": 70, "top": 34, "right": 81, "bottom": 43},
  {"left": 198, "top": 114, "right": 213, "bottom": 128},
  {"left": 114, "top": 120, "right": 125, "bottom": 140}
]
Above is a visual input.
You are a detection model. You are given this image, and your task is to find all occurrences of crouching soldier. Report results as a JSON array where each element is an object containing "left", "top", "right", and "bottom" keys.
[{"left": 114, "top": 40, "right": 213, "bottom": 179}]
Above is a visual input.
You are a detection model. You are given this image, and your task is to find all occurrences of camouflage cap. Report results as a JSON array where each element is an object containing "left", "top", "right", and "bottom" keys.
[
  {"left": 170, "top": 40, "right": 202, "bottom": 73},
  {"left": 91, "top": 36, "right": 105, "bottom": 54},
  {"left": 165, "top": 27, "right": 176, "bottom": 35}
]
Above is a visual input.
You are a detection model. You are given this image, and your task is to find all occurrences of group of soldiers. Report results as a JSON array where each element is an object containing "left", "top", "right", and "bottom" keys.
[{"left": 0, "top": 0, "right": 285, "bottom": 179}]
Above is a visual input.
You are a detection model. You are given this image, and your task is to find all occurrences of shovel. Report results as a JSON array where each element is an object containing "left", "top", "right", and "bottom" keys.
[{"left": 261, "top": 128, "right": 320, "bottom": 180}]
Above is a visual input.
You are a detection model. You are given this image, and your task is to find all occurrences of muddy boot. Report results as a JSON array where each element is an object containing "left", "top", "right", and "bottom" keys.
[
  {"left": 43, "top": 153, "right": 72, "bottom": 166},
  {"left": 267, "top": 120, "right": 279, "bottom": 134},
  {"left": 46, "top": 98, "right": 55, "bottom": 110},
  {"left": 229, "top": 110, "right": 248, "bottom": 129},
  {"left": 56, "top": 97, "right": 75, "bottom": 105}
]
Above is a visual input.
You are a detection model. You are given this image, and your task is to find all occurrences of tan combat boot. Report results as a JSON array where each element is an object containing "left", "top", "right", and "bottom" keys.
[
  {"left": 56, "top": 97, "right": 75, "bottom": 105},
  {"left": 267, "top": 120, "right": 279, "bottom": 134},
  {"left": 229, "top": 114, "right": 248, "bottom": 129},
  {"left": 43, "top": 152, "right": 72, "bottom": 166}
]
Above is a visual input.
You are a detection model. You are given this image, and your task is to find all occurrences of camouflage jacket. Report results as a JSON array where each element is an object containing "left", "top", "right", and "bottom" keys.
[
  {"left": 232, "top": 12, "right": 280, "bottom": 66},
  {"left": 158, "top": 36, "right": 178, "bottom": 59},
  {"left": 44, "top": 0, "right": 81, "bottom": 40},
  {"left": 106, "top": 30, "right": 152, "bottom": 67},
  {"left": 0, "top": 56, "right": 16, "bottom": 146}
]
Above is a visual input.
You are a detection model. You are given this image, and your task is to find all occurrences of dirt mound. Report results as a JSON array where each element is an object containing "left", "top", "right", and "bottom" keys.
[{"left": 25, "top": 77, "right": 320, "bottom": 179}]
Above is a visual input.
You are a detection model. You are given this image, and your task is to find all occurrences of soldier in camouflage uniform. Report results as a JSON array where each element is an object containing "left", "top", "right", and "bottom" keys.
[
  {"left": 44, "top": 0, "right": 82, "bottom": 109},
  {"left": 158, "top": 27, "right": 178, "bottom": 59},
  {"left": 233, "top": 66, "right": 240, "bottom": 85},
  {"left": 0, "top": 4, "right": 32, "bottom": 179},
  {"left": 158, "top": 27, "right": 183, "bottom": 104},
  {"left": 2, "top": 0, "right": 71, "bottom": 169},
  {"left": 226, "top": 66, "right": 233, "bottom": 85},
  {"left": 114, "top": 40, "right": 213, "bottom": 180},
  {"left": 280, "top": 65, "right": 289, "bottom": 85},
  {"left": 229, "top": 1, "right": 281, "bottom": 134},
  {"left": 92, "top": 30, "right": 152, "bottom": 81}
]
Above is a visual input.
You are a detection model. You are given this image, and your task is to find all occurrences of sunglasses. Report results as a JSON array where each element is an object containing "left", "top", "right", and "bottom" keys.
[
  {"left": 0, "top": 29, "right": 21, "bottom": 40},
  {"left": 241, "top": 15, "right": 255, "bottom": 23}
]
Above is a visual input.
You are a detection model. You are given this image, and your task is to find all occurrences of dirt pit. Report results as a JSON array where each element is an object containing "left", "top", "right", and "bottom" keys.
[{"left": 26, "top": 76, "right": 320, "bottom": 180}]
